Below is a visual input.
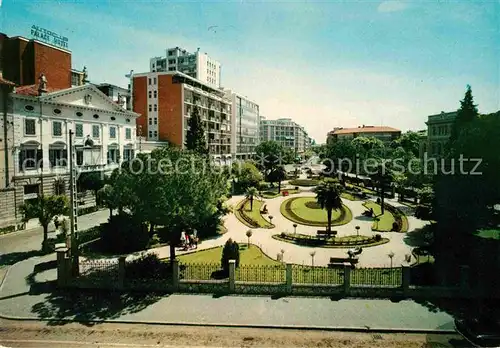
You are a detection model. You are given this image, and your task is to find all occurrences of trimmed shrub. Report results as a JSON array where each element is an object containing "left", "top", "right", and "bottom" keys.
[
  {"left": 289, "top": 179, "right": 319, "bottom": 187},
  {"left": 375, "top": 234, "right": 382, "bottom": 241},
  {"left": 100, "top": 214, "right": 149, "bottom": 254},
  {"left": 275, "top": 232, "right": 385, "bottom": 247},
  {"left": 221, "top": 238, "right": 240, "bottom": 272},
  {"left": 125, "top": 253, "right": 172, "bottom": 280},
  {"left": 77, "top": 205, "right": 99, "bottom": 216}
]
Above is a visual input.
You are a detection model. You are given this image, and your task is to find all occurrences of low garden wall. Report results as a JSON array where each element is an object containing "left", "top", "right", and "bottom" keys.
[{"left": 274, "top": 232, "right": 389, "bottom": 248}]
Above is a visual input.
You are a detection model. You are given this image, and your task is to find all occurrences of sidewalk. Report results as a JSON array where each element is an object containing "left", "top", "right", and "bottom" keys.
[{"left": 0, "top": 255, "right": 455, "bottom": 331}]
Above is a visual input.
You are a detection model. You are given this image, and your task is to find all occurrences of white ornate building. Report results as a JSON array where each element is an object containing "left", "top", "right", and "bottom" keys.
[{"left": 0, "top": 82, "right": 139, "bottom": 228}]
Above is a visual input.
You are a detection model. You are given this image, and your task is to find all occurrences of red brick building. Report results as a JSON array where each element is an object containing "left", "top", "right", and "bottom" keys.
[{"left": 0, "top": 33, "right": 71, "bottom": 90}]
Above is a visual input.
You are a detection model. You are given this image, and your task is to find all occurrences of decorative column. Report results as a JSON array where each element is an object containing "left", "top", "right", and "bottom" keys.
[
  {"left": 229, "top": 259, "right": 236, "bottom": 292},
  {"left": 286, "top": 263, "right": 292, "bottom": 293}
]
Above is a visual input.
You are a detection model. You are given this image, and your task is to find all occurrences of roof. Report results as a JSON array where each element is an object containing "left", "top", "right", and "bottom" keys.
[
  {"left": 14, "top": 84, "right": 60, "bottom": 96},
  {"left": 0, "top": 76, "right": 16, "bottom": 87},
  {"left": 329, "top": 126, "right": 401, "bottom": 135}
]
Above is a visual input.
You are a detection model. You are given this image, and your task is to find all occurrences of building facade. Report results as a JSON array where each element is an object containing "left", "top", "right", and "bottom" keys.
[
  {"left": 0, "top": 83, "right": 138, "bottom": 228},
  {"left": 327, "top": 125, "right": 401, "bottom": 143},
  {"left": 150, "top": 47, "right": 221, "bottom": 87},
  {"left": 132, "top": 71, "right": 232, "bottom": 158},
  {"left": 425, "top": 111, "right": 457, "bottom": 158},
  {"left": 260, "top": 117, "right": 310, "bottom": 155},
  {"left": 223, "top": 89, "right": 259, "bottom": 160},
  {"left": 0, "top": 33, "right": 72, "bottom": 90},
  {"left": 95, "top": 83, "right": 131, "bottom": 111}
]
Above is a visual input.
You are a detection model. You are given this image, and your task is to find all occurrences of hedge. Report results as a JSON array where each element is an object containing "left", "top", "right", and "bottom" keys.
[
  {"left": 274, "top": 232, "right": 389, "bottom": 248},
  {"left": 288, "top": 179, "right": 319, "bottom": 187}
]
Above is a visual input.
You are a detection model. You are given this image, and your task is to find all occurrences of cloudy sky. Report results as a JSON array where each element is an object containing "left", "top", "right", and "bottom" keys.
[{"left": 2, "top": 0, "right": 499, "bottom": 143}]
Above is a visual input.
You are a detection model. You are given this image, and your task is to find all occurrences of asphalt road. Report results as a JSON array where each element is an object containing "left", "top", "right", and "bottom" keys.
[{"left": 0, "top": 209, "right": 110, "bottom": 258}]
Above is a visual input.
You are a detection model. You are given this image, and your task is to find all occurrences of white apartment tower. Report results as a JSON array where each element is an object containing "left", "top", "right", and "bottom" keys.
[{"left": 150, "top": 47, "right": 221, "bottom": 87}]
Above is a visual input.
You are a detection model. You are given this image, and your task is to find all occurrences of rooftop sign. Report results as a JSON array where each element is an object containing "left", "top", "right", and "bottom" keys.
[{"left": 30, "top": 25, "right": 68, "bottom": 49}]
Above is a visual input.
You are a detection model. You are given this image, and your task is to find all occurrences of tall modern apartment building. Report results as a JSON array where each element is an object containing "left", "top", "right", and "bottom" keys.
[
  {"left": 260, "top": 117, "right": 310, "bottom": 155},
  {"left": 150, "top": 47, "right": 221, "bottom": 87},
  {"left": 132, "top": 71, "right": 232, "bottom": 158},
  {"left": 223, "top": 89, "right": 259, "bottom": 160}
]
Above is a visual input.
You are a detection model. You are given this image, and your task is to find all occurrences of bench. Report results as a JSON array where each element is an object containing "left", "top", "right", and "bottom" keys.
[
  {"left": 330, "top": 256, "right": 358, "bottom": 264},
  {"left": 317, "top": 230, "right": 337, "bottom": 236}
]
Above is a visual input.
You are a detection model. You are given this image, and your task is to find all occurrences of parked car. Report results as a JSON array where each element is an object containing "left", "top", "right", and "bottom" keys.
[{"left": 455, "top": 318, "right": 500, "bottom": 347}]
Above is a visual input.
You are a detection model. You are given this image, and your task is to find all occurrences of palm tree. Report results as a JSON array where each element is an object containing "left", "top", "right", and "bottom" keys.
[
  {"left": 372, "top": 163, "right": 393, "bottom": 215},
  {"left": 245, "top": 186, "right": 258, "bottom": 211},
  {"left": 313, "top": 179, "right": 343, "bottom": 234},
  {"left": 272, "top": 165, "right": 287, "bottom": 193}
]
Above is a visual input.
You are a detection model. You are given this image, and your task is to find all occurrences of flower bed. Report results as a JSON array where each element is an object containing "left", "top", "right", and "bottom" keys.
[
  {"left": 383, "top": 203, "right": 409, "bottom": 233},
  {"left": 280, "top": 197, "right": 352, "bottom": 227},
  {"left": 273, "top": 232, "right": 389, "bottom": 248},
  {"left": 288, "top": 179, "right": 319, "bottom": 187}
]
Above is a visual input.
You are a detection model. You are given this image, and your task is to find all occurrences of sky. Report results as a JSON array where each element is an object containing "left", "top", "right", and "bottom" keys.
[{"left": 1, "top": 0, "right": 499, "bottom": 143}]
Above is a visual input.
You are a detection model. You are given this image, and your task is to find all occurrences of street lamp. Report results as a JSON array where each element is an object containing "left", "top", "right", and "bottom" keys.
[
  {"left": 309, "top": 250, "right": 316, "bottom": 267},
  {"left": 355, "top": 225, "right": 360, "bottom": 237},
  {"left": 281, "top": 249, "right": 285, "bottom": 261},
  {"left": 388, "top": 251, "right": 395, "bottom": 268},
  {"left": 293, "top": 223, "right": 297, "bottom": 234}
]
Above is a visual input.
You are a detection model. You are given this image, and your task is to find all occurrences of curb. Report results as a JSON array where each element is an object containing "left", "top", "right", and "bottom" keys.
[{"left": 0, "top": 312, "right": 456, "bottom": 334}]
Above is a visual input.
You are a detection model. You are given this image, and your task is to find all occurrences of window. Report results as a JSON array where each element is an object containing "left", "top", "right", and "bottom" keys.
[
  {"left": 149, "top": 131, "right": 153, "bottom": 138},
  {"left": 154, "top": 118, "right": 157, "bottom": 125},
  {"left": 153, "top": 91, "right": 157, "bottom": 98},
  {"left": 92, "top": 125, "right": 100, "bottom": 138},
  {"left": 18, "top": 148, "right": 42, "bottom": 170},
  {"left": 153, "top": 77, "right": 156, "bottom": 84},
  {"left": 149, "top": 91, "right": 152, "bottom": 98},
  {"left": 125, "top": 128, "right": 132, "bottom": 140},
  {"left": 168, "top": 59, "right": 175, "bottom": 64},
  {"left": 76, "top": 111, "right": 83, "bottom": 117},
  {"left": 49, "top": 148, "right": 67, "bottom": 167},
  {"left": 24, "top": 105, "right": 34, "bottom": 112},
  {"left": 107, "top": 148, "right": 119, "bottom": 164},
  {"left": 148, "top": 78, "right": 151, "bottom": 85},
  {"left": 93, "top": 114, "right": 99, "bottom": 119},
  {"left": 154, "top": 131, "right": 158, "bottom": 138},
  {"left": 149, "top": 104, "right": 152, "bottom": 112},
  {"left": 154, "top": 104, "right": 157, "bottom": 111},
  {"left": 76, "top": 148, "right": 83, "bottom": 165},
  {"left": 52, "top": 121, "right": 62, "bottom": 136},
  {"left": 109, "top": 126, "right": 116, "bottom": 139},
  {"left": 149, "top": 118, "right": 152, "bottom": 125},
  {"left": 53, "top": 109, "right": 61, "bottom": 115},
  {"left": 123, "top": 149, "right": 135, "bottom": 161},
  {"left": 75, "top": 123, "right": 83, "bottom": 137},
  {"left": 25, "top": 119, "right": 36, "bottom": 135},
  {"left": 110, "top": 116, "right": 116, "bottom": 121}
]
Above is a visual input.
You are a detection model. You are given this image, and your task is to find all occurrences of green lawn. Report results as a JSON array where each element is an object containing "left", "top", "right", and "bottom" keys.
[
  {"left": 260, "top": 189, "right": 300, "bottom": 199},
  {"left": 178, "top": 244, "right": 279, "bottom": 265},
  {"left": 234, "top": 199, "right": 273, "bottom": 228},
  {"left": 363, "top": 201, "right": 396, "bottom": 232},
  {"left": 280, "top": 197, "right": 352, "bottom": 227},
  {"left": 341, "top": 192, "right": 358, "bottom": 201},
  {"left": 475, "top": 229, "right": 500, "bottom": 240},
  {"left": 346, "top": 183, "right": 376, "bottom": 194}
]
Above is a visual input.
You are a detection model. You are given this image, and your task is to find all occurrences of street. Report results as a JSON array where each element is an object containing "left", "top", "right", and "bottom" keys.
[{"left": 0, "top": 319, "right": 466, "bottom": 348}]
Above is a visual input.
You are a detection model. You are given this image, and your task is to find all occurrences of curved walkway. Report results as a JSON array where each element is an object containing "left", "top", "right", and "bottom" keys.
[{"left": 152, "top": 191, "right": 427, "bottom": 268}]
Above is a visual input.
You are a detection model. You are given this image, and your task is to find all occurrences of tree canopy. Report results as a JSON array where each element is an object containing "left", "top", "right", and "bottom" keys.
[{"left": 185, "top": 105, "right": 208, "bottom": 155}]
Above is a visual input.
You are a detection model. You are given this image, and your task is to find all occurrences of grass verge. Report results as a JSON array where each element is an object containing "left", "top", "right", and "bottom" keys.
[
  {"left": 280, "top": 197, "right": 352, "bottom": 227},
  {"left": 234, "top": 199, "right": 274, "bottom": 228},
  {"left": 363, "top": 201, "right": 396, "bottom": 232}
]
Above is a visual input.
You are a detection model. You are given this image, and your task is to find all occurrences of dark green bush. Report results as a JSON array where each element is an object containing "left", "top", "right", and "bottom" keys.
[
  {"left": 100, "top": 213, "right": 149, "bottom": 254},
  {"left": 125, "top": 253, "right": 172, "bottom": 280},
  {"left": 221, "top": 238, "right": 240, "bottom": 272},
  {"left": 375, "top": 234, "right": 382, "bottom": 241},
  {"left": 289, "top": 179, "right": 319, "bottom": 187}
]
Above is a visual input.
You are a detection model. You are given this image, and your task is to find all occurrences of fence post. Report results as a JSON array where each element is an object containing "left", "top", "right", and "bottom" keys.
[
  {"left": 286, "top": 263, "right": 292, "bottom": 293},
  {"left": 56, "top": 248, "right": 69, "bottom": 287},
  {"left": 460, "top": 265, "right": 470, "bottom": 295},
  {"left": 402, "top": 264, "right": 410, "bottom": 295},
  {"left": 229, "top": 260, "right": 236, "bottom": 292},
  {"left": 172, "top": 259, "right": 180, "bottom": 291},
  {"left": 343, "top": 264, "right": 351, "bottom": 295},
  {"left": 118, "top": 256, "right": 126, "bottom": 290}
]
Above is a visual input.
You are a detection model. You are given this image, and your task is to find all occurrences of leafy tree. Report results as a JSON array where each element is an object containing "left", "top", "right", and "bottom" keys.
[
  {"left": 185, "top": 105, "right": 208, "bottom": 155},
  {"left": 254, "top": 141, "right": 287, "bottom": 177},
  {"left": 268, "top": 165, "right": 286, "bottom": 192},
  {"left": 371, "top": 162, "right": 393, "bottom": 214},
  {"left": 98, "top": 184, "right": 117, "bottom": 220},
  {"left": 324, "top": 139, "right": 356, "bottom": 174},
  {"left": 232, "top": 161, "right": 263, "bottom": 192},
  {"left": 313, "top": 178, "right": 343, "bottom": 234},
  {"left": 245, "top": 186, "right": 259, "bottom": 210},
  {"left": 246, "top": 229, "right": 253, "bottom": 247},
  {"left": 390, "top": 131, "right": 421, "bottom": 158},
  {"left": 450, "top": 84, "right": 479, "bottom": 146},
  {"left": 20, "top": 195, "right": 69, "bottom": 251},
  {"left": 77, "top": 171, "right": 104, "bottom": 205}
]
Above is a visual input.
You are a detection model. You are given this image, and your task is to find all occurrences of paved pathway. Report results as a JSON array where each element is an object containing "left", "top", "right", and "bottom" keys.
[
  {"left": 0, "top": 255, "right": 454, "bottom": 331},
  {"left": 150, "top": 191, "right": 424, "bottom": 268}
]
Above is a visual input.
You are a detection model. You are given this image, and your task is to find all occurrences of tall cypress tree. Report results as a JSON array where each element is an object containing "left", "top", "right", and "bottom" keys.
[
  {"left": 450, "top": 84, "right": 478, "bottom": 144},
  {"left": 185, "top": 105, "right": 208, "bottom": 155}
]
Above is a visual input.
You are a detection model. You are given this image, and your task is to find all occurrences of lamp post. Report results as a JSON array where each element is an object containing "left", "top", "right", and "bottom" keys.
[
  {"left": 355, "top": 225, "right": 360, "bottom": 237},
  {"left": 280, "top": 249, "right": 285, "bottom": 261},
  {"left": 293, "top": 223, "right": 297, "bottom": 234},
  {"left": 309, "top": 250, "right": 316, "bottom": 267},
  {"left": 388, "top": 251, "right": 395, "bottom": 268}
]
